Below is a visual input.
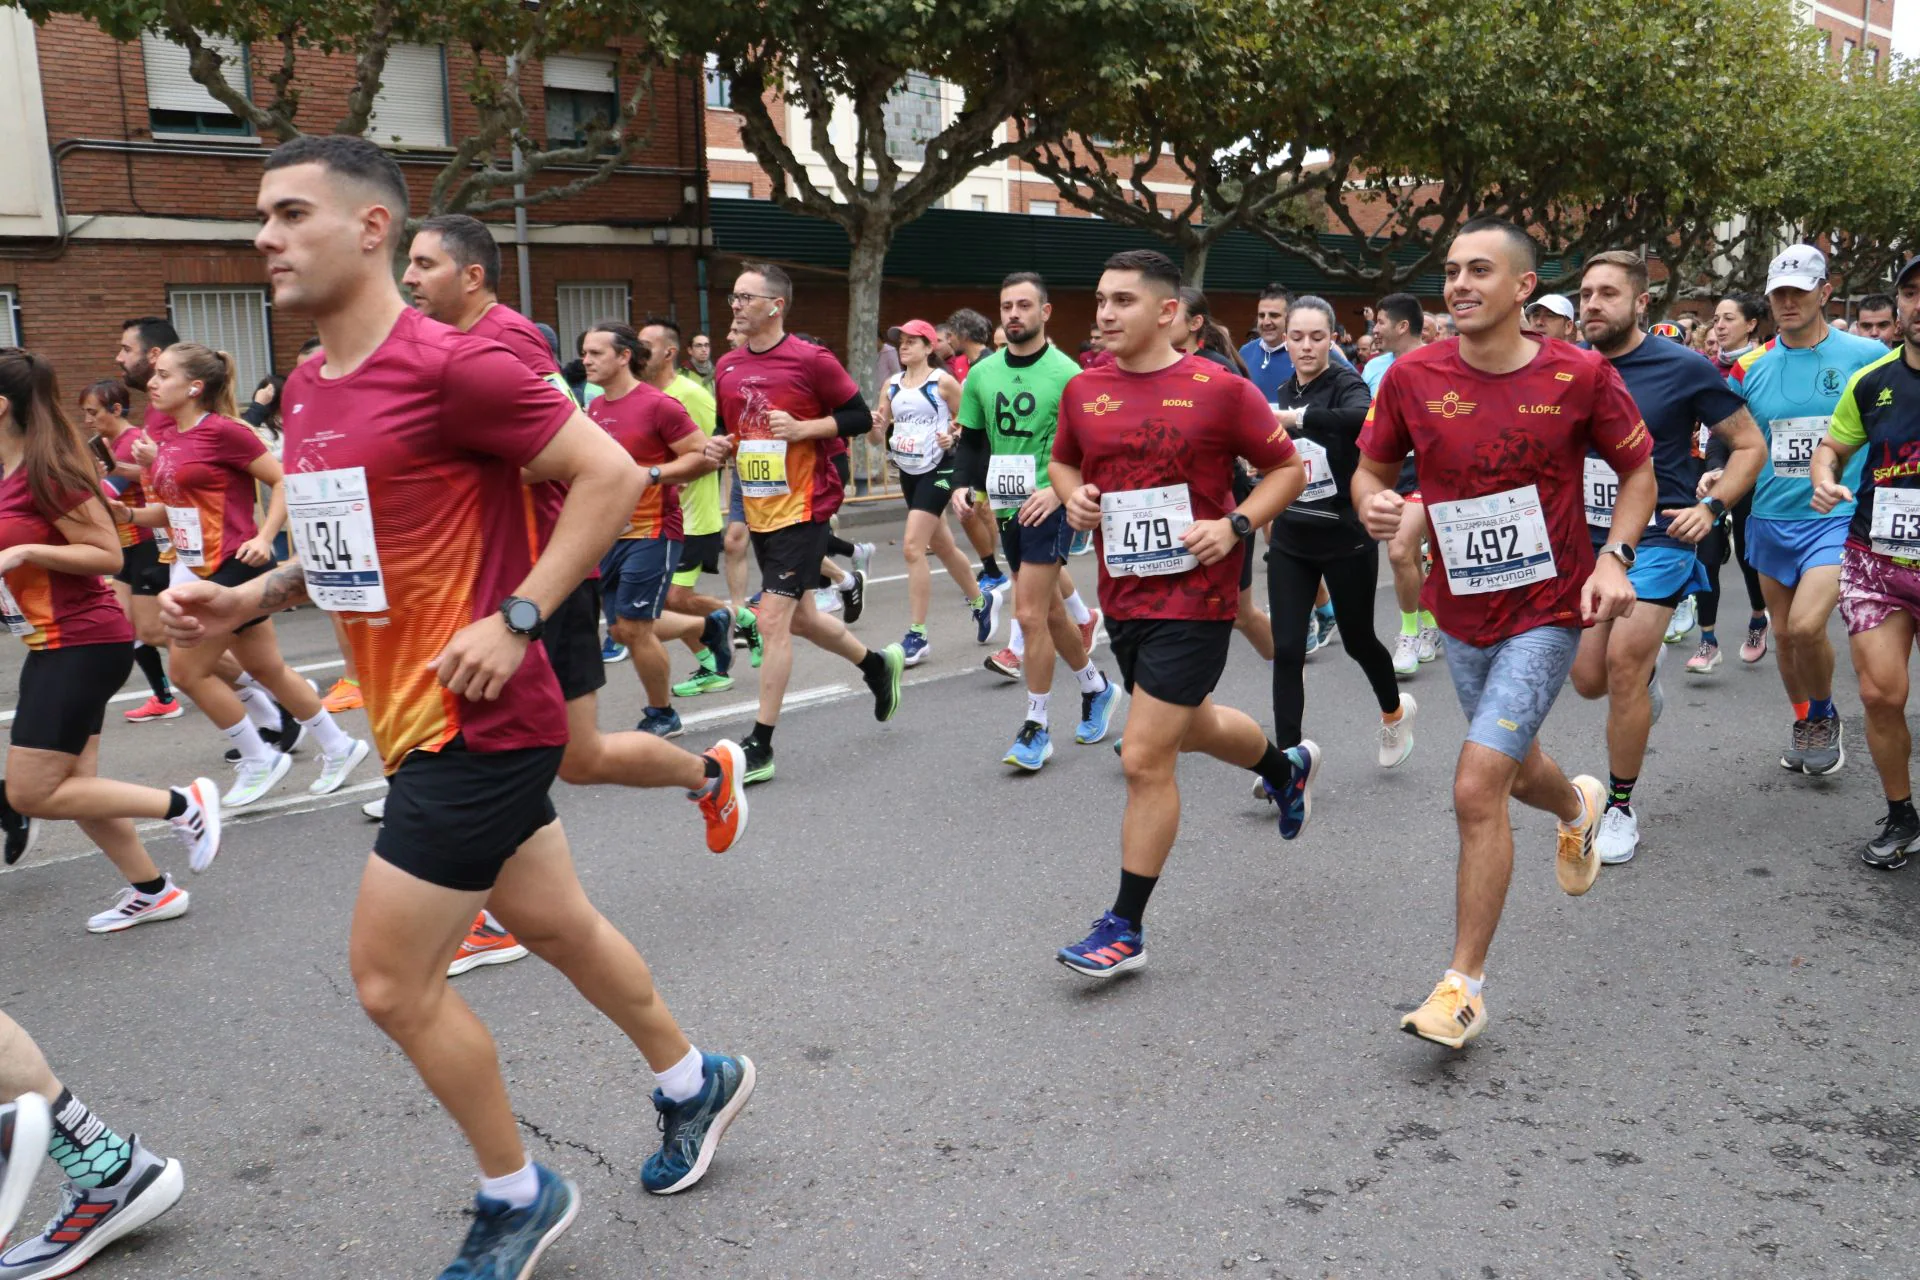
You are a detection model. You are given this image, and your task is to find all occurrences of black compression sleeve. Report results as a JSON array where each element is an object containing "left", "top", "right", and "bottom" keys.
[
  {"left": 955, "top": 424, "right": 988, "bottom": 491},
  {"left": 831, "top": 392, "right": 872, "bottom": 438}
]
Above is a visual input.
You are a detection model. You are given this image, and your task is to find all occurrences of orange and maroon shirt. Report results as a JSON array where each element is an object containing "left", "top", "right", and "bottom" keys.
[
  {"left": 146, "top": 412, "right": 266, "bottom": 577},
  {"left": 713, "top": 335, "right": 859, "bottom": 533},
  {"left": 588, "top": 382, "right": 701, "bottom": 540},
  {"left": 281, "top": 306, "right": 574, "bottom": 772},
  {"left": 0, "top": 469, "right": 131, "bottom": 650},
  {"left": 103, "top": 426, "right": 156, "bottom": 549}
]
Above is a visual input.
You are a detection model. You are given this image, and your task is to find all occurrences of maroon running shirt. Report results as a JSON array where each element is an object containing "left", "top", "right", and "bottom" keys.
[
  {"left": 587, "top": 382, "right": 701, "bottom": 541},
  {"left": 0, "top": 472, "right": 130, "bottom": 650},
  {"left": 146, "top": 412, "right": 267, "bottom": 577}
]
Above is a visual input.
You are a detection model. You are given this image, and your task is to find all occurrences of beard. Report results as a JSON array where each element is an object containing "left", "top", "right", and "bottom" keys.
[{"left": 1583, "top": 315, "right": 1637, "bottom": 354}]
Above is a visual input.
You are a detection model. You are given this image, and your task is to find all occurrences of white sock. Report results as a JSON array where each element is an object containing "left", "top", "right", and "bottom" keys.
[
  {"left": 1009, "top": 619, "right": 1025, "bottom": 657},
  {"left": 838, "top": 573, "right": 858, "bottom": 592},
  {"left": 236, "top": 684, "right": 283, "bottom": 733},
  {"left": 235, "top": 671, "right": 262, "bottom": 691},
  {"left": 1073, "top": 663, "right": 1105, "bottom": 695},
  {"left": 1027, "top": 691, "right": 1050, "bottom": 725},
  {"left": 221, "top": 716, "right": 277, "bottom": 765},
  {"left": 478, "top": 1159, "right": 539, "bottom": 1210},
  {"left": 300, "top": 708, "right": 353, "bottom": 758},
  {"left": 1062, "top": 591, "right": 1093, "bottom": 625},
  {"left": 656, "top": 1044, "right": 706, "bottom": 1104},
  {"left": 1446, "top": 968, "right": 1484, "bottom": 999}
]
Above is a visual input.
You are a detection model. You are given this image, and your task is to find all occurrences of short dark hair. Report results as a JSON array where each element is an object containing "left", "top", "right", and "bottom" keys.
[
  {"left": 417, "top": 213, "right": 500, "bottom": 293},
  {"left": 297, "top": 335, "right": 323, "bottom": 358},
  {"left": 122, "top": 316, "right": 177, "bottom": 353},
  {"left": 1258, "top": 282, "right": 1294, "bottom": 306},
  {"left": 264, "top": 134, "right": 409, "bottom": 237},
  {"left": 1582, "top": 249, "right": 1649, "bottom": 296},
  {"left": 587, "top": 320, "right": 647, "bottom": 375},
  {"left": 1454, "top": 215, "right": 1538, "bottom": 274},
  {"left": 1001, "top": 271, "right": 1048, "bottom": 302},
  {"left": 639, "top": 314, "right": 683, "bottom": 344},
  {"left": 946, "top": 308, "right": 993, "bottom": 346},
  {"left": 738, "top": 261, "right": 793, "bottom": 302},
  {"left": 1103, "top": 249, "right": 1181, "bottom": 295},
  {"left": 1859, "top": 292, "right": 1897, "bottom": 316},
  {"left": 1376, "top": 293, "right": 1423, "bottom": 336}
]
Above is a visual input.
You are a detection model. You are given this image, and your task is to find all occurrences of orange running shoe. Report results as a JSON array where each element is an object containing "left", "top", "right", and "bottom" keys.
[
  {"left": 123, "top": 695, "right": 183, "bottom": 723},
  {"left": 447, "top": 913, "right": 529, "bottom": 976},
  {"left": 1400, "top": 971, "right": 1487, "bottom": 1048},
  {"left": 1556, "top": 774, "right": 1605, "bottom": 896},
  {"left": 697, "top": 740, "right": 749, "bottom": 853},
  {"left": 321, "top": 678, "right": 364, "bottom": 713},
  {"left": 1078, "top": 608, "right": 1102, "bottom": 655}
]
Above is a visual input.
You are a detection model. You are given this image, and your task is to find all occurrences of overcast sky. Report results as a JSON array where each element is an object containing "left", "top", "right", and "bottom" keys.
[{"left": 1896, "top": 3, "right": 1917, "bottom": 56}]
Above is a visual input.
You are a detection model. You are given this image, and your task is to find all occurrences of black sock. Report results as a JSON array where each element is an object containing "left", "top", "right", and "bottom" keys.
[
  {"left": 164, "top": 789, "right": 188, "bottom": 819},
  {"left": 1607, "top": 773, "right": 1636, "bottom": 811},
  {"left": 703, "top": 755, "right": 723, "bottom": 780},
  {"left": 980, "top": 555, "right": 1003, "bottom": 579},
  {"left": 131, "top": 875, "right": 167, "bottom": 895},
  {"left": 1253, "top": 741, "right": 1294, "bottom": 790},
  {"left": 1891, "top": 797, "right": 1916, "bottom": 824},
  {"left": 1111, "top": 870, "right": 1158, "bottom": 929},
  {"left": 746, "top": 721, "right": 775, "bottom": 750},
  {"left": 857, "top": 649, "right": 888, "bottom": 681},
  {"left": 132, "top": 644, "right": 170, "bottom": 701}
]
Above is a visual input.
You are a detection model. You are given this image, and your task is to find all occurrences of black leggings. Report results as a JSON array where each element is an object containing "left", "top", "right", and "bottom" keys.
[
  {"left": 1269, "top": 542, "right": 1402, "bottom": 749},
  {"left": 1696, "top": 494, "right": 1766, "bottom": 631}
]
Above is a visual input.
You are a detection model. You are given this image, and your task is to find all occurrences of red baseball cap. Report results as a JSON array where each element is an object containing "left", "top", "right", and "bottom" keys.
[{"left": 887, "top": 319, "right": 939, "bottom": 345}]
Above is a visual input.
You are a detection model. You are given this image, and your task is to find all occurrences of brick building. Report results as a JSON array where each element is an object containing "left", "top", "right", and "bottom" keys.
[
  {"left": 0, "top": 11, "right": 709, "bottom": 395},
  {"left": 1802, "top": 0, "right": 1896, "bottom": 60}
]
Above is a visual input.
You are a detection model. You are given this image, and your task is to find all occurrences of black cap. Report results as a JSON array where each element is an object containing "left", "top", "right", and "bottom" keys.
[{"left": 1897, "top": 256, "right": 1920, "bottom": 290}]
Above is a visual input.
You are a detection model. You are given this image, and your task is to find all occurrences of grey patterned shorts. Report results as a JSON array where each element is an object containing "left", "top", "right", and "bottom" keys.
[{"left": 1443, "top": 625, "right": 1581, "bottom": 762}]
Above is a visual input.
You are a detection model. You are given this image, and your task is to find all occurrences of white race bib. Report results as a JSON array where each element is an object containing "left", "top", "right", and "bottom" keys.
[
  {"left": 888, "top": 423, "right": 938, "bottom": 473},
  {"left": 287, "top": 467, "right": 386, "bottom": 611},
  {"left": 985, "top": 455, "right": 1036, "bottom": 509},
  {"left": 1430, "top": 484, "right": 1557, "bottom": 596},
  {"left": 165, "top": 506, "right": 204, "bottom": 568},
  {"left": 1296, "top": 439, "right": 1336, "bottom": 503},
  {"left": 737, "top": 439, "right": 790, "bottom": 499},
  {"left": 0, "top": 582, "right": 32, "bottom": 637},
  {"left": 1870, "top": 487, "right": 1920, "bottom": 560},
  {"left": 1583, "top": 456, "right": 1621, "bottom": 529},
  {"left": 1101, "top": 485, "right": 1197, "bottom": 578},
  {"left": 1769, "top": 417, "right": 1827, "bottom": 479}
]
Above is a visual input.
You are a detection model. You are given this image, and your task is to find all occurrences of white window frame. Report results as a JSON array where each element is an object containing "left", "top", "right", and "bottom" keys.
[
  {"left": 968, "top": 194, "right": 989, "bottom": 212},
  {"left": 0, "top": 287, "right": 18, "bottom": 347},
  {"left": 709, "top": 181, "right": 752, "bottom": 200},
  {"left": 556, "top": 282, "right": 630, "bottom": 363},
  {"left": 167, "top": 287, "right": 273, "bottom": 401},
  {"left": 141, "top": 32, "right": 251, "bottom": 136},
  {"left": 543, "top": 52, "right": 619, "bottom": 148},
  {"left": 1029, "top": 200, "right": 1059, "bottom": 216},
  {"left": 368, "top": 44, "right": 450, "bottom": 149},
  {"left": 704, "top": 53, "right": 731, "bottom": 108}
]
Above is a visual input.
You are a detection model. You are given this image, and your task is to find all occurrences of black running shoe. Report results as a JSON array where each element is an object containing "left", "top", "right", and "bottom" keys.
[
  {"left": 1863, "top": 811, "right": 1920, "bottom": 870},
  {"left": 842, "top": 570, "right": 866, "bottom": 624},
  {"left": 0, "top": 790, "right": 32, "bottom": 866}
]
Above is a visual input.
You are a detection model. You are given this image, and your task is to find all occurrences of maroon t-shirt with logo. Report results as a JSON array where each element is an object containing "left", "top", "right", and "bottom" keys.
[
  {"left": 587, "top": 382, "right": 701, "bottom": 541},
  {"left": 1358, "top": 337, "right": 1650, "bottom": 646},
  {"left": 1052, "top": 352, "right": 1296, "bottom": 621},
  {"left": 0, "top": 470, "right": 130, "bottom": 650}
]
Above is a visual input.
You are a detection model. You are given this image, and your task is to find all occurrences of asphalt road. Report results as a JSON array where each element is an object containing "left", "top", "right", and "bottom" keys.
[{"left": 1, "top": 533, "right": 1916, "bottom": 1279}]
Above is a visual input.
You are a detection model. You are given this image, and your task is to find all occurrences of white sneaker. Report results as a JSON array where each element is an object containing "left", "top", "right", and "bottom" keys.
[
  {"left": 362, "top": 794, "right": 386, "bottom": 821},
  {"left": 851, "top": 542, "right": 875, "bottom": 578},
  {"left": 1377, "top": 693, "right": 1418, "bottom": 768},
  {"left": 310, "top": 738, "right": 371, "bottom": 795},
  {"left": 1596, "top": 804, "right": 1640, "bottom": 865},
  {"left": 1664, "top": 596, "right": 1696, "bottom": 644},
  {"left": 170, "top": 777, "right": 222, "bottom": 873},
  {"left": 813, "top": 587, "right": 842, "bottom": 614},
  {"left": 223, "top": 751, "right": 291, "bottom": 808},
  {"left": 1391, "top": 632, "right": 1420, "bottom": 677},
  {"left": 1416, "top": 624, "right": 1442, "bottom": 663},
  {"left": 86, "top": 876, "right": 190, "bottom": 934}
]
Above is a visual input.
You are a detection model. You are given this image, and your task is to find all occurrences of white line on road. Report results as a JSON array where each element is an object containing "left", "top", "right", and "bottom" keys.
[{"left": 0, "top": 657, "right": 347, "bottom": 725}]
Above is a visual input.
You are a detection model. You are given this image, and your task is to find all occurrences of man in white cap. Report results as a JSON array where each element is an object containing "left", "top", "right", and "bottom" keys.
[
  {"left": 1725, "top": 244, "right": 1888, "bottom": 777},
  {"left": 1525, "top": 294, "right": 1580, "bottom": 343}
]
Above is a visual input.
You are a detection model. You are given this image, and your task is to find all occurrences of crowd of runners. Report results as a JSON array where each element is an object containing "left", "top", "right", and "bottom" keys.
[{"left": 0, "top": 134, "right": 1916, "bottom": 1278}]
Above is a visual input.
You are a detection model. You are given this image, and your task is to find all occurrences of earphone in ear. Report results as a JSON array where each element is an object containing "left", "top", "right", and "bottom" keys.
[{"left": 772, "top": 305, "right": 781, "bottom": 315}]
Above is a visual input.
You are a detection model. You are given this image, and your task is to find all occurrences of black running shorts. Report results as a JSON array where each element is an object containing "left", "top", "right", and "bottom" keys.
[
  {"left": 374, "top": 738, "right": 565, "bottom": 891},
  {"left": 1106, "top": 618, "right": 1234, "bottom": 708},
  {"left": 11, "top": 643, "right": 135, "bottom": 755},
  {"left": 543, "top": 578, "right": 607, "bottom": 703}
]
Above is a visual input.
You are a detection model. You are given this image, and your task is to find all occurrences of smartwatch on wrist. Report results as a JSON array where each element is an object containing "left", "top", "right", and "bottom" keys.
[
  {"left": 500, "top": 595, "right": 544, "bottom": 640},
  {"left": 1227, "top": 512, "right": 1253, "bottom": 539},
  {"left": 1703, "top": 496, "right": 1728, "bottom": 519},
  {"left": 1597, "top": 542, "right": 1637, "bottom": 569},
  {"left": 648, "top": 466, "right": 662, "bottom": 485}
]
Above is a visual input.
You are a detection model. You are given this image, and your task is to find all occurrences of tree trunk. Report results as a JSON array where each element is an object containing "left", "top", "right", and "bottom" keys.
[
  {"left": 844, "top": 225, "right": 890, "bottom": 401},
  {"left": 1181, "top": 238, "right": 1210, "bottom": 288}
]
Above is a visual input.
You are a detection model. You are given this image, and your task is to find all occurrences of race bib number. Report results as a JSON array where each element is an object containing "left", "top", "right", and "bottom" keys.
[
  {"left": 1770, "top": 417, "right": 1827, "bottom": 479},
  {"left": 1101, "top": 485, "right": 1197, "bottom": 578},
  {"left": 165, "top": 506, "right": 204, "bottom": 568},
  {"left": 287, "top": 467, "right": 386, "bottom": 612},
  {"left": 0, "top": 582, "right": 32, "bottom": 637},
  {"left": 1430, "top": 484, "right": 1557, "bottom": 596},
  {"left": 154, "top": 527, "right": 173, "bottom": 556},
  {"left": 1584, "top": 456, "right": 1621, "bottom": 529},
  {"left": 985, "top": 454, "right": 1036, "bottom": 508},
  {"left": 1296, "top": 439, "right": 1336, "bottom": 503},
  {"left": 738, "top": 439, "right": 790, "bottom": 499},
  {"left": 889, "top": 423, "right": 936, "bottom": 471},
  {"left": 1870, "top": 487, "right": 1920, "bottom": 560}
]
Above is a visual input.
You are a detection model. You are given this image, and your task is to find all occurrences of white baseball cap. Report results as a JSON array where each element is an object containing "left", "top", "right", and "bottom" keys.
[
  {"left": 1525, "top": 294, "right": 1576, "bottom": 322},
  {"left": 1766, "top": 245, "right": 1827, "bottom": 294}
]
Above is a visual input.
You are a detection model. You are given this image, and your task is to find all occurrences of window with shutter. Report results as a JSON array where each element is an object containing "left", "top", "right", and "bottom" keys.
[
  {"left": 368, "top": 44, "right": 449, "bottom": 148},
  {"left": 556, "top": 282, "right": 630, "bottom": 362},
  {"left": 0, "top": 288, "right": 18, "bottom": 347},
  {"left": 168, "top": 288, "right": 273, "bottom": 401},
  {"left": 543, "top": 53, "right": 618, "bottom": 148},
  {"left": 142, "top": 32, "right": 250, "bottom": 136},
  {"left": 704, "top": 53, "right": 731, "bottom": 108}
]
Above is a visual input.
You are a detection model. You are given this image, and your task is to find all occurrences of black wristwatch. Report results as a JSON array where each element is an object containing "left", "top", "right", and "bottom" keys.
[
  {"left": 1227, "top": 511, "right": 1253, "bottom": 539},
  {"left": 1703, "top": 496, "right": 1728, "bottom": 519},
  {"left": 648, "top": 466, "right": 662, "bottom": 485},
  {"left": 500, "top": 595, "right": 544, "bottom": 640}
]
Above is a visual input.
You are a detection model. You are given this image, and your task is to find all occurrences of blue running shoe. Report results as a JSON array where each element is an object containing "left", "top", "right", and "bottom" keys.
[
  {"left": 437, "top": 1164, "right": 578, "bottom": 1279},
  {"left": 600, "top": 634, "right": 628, "bottom": 664},
  {"left": 978, "top": 570, "right": 1009, "bottom": 597},
  {"left": 641, "top": 1052, "right": 757, "bottom": 1195},
  {"left": 1057, "top": 910, "right": 1145, "bottom": 978},
  {"left": 1004, "top": 720, "right": 1052, "bottom": 771},
  {"left": 972, "top": 589, "right": 997, "bottom": 645},
  {"left": 1075, "top": 676, "right": 1120, "bottom": 744},
  {"left": 1262, "top": 739, "right": 1320, "bottom": 840},
  {"left": 639, "top": 707, "right": 684, "bottom": 739},
  {"left": 701, "top": 609, "right": 735, "bottom": 677},
  {"left": 1068, "top": 528, "right": 1094, "bottom": 557},
  {"left": 901, "top": 630, "right": 930, "bottom": 667}
]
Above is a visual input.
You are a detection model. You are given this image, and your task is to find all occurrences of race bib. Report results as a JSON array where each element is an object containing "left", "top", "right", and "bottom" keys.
[
  {"left": 1770, "top": 417, "right": 1827, "bottom": 479},
  {"left": 165, "top": 506, "right": 204, "bottom": 568},
  {"left": 985, "top": 454, "right": 1036, "bottom": 508},
  {"left": 287, "top": 467, "right": 386, "bottom": 612},
  {"left": 1101, "top": 485, "right": 1197, "bottom": 578},
  {"left": 1870, "top": 487, "right": 1920, "bottom": 560},
  {"left": 154, "top": 527, "right": 173, "bottom": 556},
  {"left": 738, "top": 439, "right": 790, "bottom": 499},
  {"left": 1430, "top": 484, "right": 1557, "bottom": 596},
  {"left": 1584, "top": 456, "right": 1621, "bottom": 529},
  {"left": 0, "top": 582, "right": 32, "bottom": 637},
  {"left": 1296, "top": 439, "right": 1336, "bottom": 503},
  {"left": 889, "top": 423, "right": 937, "bottom": 472}
]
